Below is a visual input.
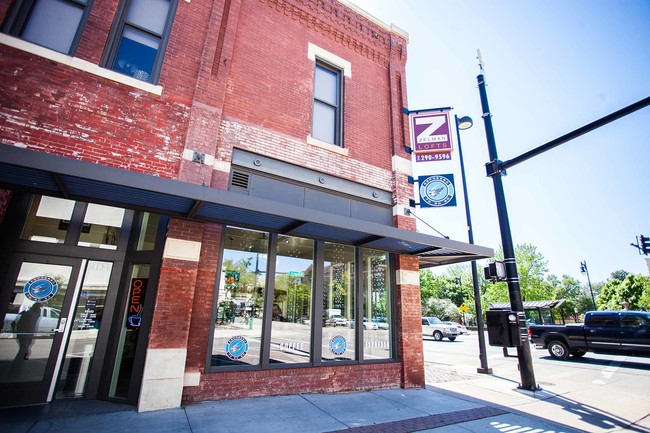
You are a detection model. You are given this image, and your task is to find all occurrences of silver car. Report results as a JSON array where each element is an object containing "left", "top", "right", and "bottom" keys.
[{"left": 422, "top": 317, "right": 459, "bottom": 341}]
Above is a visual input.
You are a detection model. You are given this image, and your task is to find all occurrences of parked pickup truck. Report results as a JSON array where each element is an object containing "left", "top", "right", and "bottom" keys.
[{"left": 528, "top": 311, "right": 650, "bottom": 360}]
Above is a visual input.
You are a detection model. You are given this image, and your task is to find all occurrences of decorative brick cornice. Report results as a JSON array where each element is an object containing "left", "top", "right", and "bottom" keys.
[{"left": 260, "top": 0, "right": 393, "bottom": 67}]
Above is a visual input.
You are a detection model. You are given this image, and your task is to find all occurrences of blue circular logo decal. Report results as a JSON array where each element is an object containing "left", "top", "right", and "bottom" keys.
[
  {"left": 225, "top": 336, "right": 249, "bottom": 360},
  {"left": 24, "top": 276, "right": 58, "bottom": 302},
  {"left": 329, "top": 335, "right": 347, "bottom": 356},
  {"left": 420, "top": 175, "right": 455, "bottom": 207}
]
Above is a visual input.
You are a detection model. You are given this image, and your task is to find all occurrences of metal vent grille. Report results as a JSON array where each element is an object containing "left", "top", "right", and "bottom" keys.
[{"left": 231, "top": 171, "right": 250, "bottom": 189}]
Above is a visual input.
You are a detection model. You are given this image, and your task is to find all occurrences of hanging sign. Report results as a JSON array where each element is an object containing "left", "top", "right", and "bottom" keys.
[
  {"left": 409, "top": 111, "right": 452, "bottom": 162},
  {"left": 419, "top": 174, "right": 457, "bottom": 207}
]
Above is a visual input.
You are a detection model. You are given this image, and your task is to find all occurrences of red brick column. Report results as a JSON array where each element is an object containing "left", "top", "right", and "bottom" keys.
[{"left": 138, "top": 218, "right": 204, "bottom": 412}]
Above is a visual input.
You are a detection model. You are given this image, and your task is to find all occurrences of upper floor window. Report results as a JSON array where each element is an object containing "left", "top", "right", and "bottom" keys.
[
  {"left": 312, "top": 61, "right": 343, "bottom": 146},
  {"left": 1, "top": 0, "right": 92, "bottom": 54},
  {"left": 104, "top": 0, "right": 177, "bottom": 84}
]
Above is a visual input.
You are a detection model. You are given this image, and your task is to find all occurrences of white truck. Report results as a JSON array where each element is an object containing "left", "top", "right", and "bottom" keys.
[
  {"left": 422, "top": 317, "right": 459, "bottom": 341},
  {"left": 2, "top": 303, "right": 61, "bottom": 333}
]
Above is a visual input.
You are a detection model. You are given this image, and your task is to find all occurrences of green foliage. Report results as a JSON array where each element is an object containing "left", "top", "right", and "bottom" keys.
[
  {"left": 421, "top": 242, "right": 649, "bottom": 324},
  {"left": 422, "top": 297, "right": 459, "bottom": 320},
  {"left": 597, "top": 273, "right": 650, "bottom": 311},
  {"left": 489, "top": 244, "right": 555, "bottom": 302}
]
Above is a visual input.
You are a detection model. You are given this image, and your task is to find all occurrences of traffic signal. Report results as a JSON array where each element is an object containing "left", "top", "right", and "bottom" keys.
[{"left": 641, "top": 235, "right": 650, "bottom": 256}]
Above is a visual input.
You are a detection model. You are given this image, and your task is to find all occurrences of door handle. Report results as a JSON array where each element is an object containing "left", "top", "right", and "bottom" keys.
[{"left": 54, "top": 317, "right": 67, "bottom": 333}]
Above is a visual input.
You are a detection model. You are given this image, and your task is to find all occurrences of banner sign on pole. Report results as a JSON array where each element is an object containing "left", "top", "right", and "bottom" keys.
[
  {"left": 419, "top": 174, "right": 457, "bottom": 207},
  {"left": 409, "top": 111, "right": 452, "bottom": 162}
]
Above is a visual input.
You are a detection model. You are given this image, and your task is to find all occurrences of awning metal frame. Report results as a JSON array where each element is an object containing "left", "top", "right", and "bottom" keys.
[{"left": 0, "top": 144, "right": 493, "bottom": 266}]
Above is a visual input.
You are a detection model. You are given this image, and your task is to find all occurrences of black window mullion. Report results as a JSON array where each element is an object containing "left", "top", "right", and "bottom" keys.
[
  {"left": 311, "top": 241, "right": 324, "bottom": 366},
  {"left": 260, "top": 233, "right": 278, "bottom": 370},
  {"left": 355, "top": 247, "right": 363, "bottom": 362}
]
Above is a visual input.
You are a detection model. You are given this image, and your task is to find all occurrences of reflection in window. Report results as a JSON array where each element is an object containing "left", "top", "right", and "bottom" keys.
[
  {"left": 269, "top": 235, "right": 313, "bottom": 364},
  {"left": 312, "top": 62, "right": 342, "bottom": 146},
  {"left": 212, "top": 228, "right": 268, "bottom": 367},
  {"left": 4, "top": 0, "right": 89, "bottom": 54},
  {"left": 109, "top": 0, "right": 174, "bottom": 83},
  {"left": 57, "top": 261, "right": 112, "bottom": 398},
  {"left": 110, "top": 264, "right": 150, "bottom": 399},
  {"left": 20, "top": 195, "right": 75, "bottom": 243},
  {"left": 78, "top": 204, "right": 125, "bottom": 250},
  {"left": 136, "top": 213, "right": 160, "bottom": 251},
  {"left": 362, "top": 249, "right": 391, "bottom": 360},
  {"left": 322, "top": 243, "right": 355, "bottom": 362}
]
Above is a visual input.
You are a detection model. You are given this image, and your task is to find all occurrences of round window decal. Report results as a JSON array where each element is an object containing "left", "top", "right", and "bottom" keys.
[
  {"left": 24, "top": 276, "right": 58, "bottom": 302},
  {"left": 329, "top": 335, "right": 347, "bottom": 356},
  {"left": 225, "top": 336, "right": 249, "bottom": 360}
]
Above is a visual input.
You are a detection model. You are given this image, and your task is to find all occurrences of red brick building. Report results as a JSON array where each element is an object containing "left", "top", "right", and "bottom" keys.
[{"left": 0, "top": 0, "right": 490, "bottom": 412}]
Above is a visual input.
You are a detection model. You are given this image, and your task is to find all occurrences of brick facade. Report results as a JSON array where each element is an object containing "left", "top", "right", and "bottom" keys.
[{"left": 0, "top": 0, "right": 424, "bottom": 406}]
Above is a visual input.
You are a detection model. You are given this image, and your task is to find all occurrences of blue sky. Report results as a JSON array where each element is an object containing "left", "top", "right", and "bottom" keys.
[{"left": 349, "top": 0, "right": 650, "bottom": 283}]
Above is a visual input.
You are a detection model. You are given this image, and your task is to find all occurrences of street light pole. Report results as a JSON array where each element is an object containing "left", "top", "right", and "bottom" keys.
[
  {"left": 580, "top": 261, "right": 596, "bottom": 310},
  {"left": 476, "top": 70, "right": 537, "bottom": 390},
  {"left": 455, "top": 114, "right": 492, "bottom": 374}
]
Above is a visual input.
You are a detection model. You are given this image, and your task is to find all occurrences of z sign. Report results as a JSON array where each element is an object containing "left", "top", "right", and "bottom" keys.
[{"left": 409, "top": 111, "right": 452, "bottom": 154}]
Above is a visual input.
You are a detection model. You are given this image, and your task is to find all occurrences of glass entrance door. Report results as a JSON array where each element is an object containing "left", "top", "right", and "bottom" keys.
[{"left": 0, "top": 256, "right": 112, "bottom": 406}]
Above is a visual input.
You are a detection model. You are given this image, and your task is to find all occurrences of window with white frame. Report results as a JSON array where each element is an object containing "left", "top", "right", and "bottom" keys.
[
  {"left": 104, "top": 0, "right": 177, "bottom": 84},
  {"left": 307, "top": 43, "right": 350, "bottom": 148},
  {"left": 312, "top": 61, "right": 343, "bottom": 146},
  {"left": 1, "top": 0, "right": 93, "bottom": 54}
]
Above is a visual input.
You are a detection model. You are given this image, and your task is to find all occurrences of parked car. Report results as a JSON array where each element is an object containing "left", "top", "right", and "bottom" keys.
[
  {"left": 330, "top": 315, "right": 349, "bottom": 327},
  {"left": 528, "top": 310, "right": 650, "bottom": 360},
  {"left": 352, "top": 318, "right": 378, "bottom": 330},
  {"left": 443, "top": 321, "right": 468, "bottom": 335},
  {"left": 422, "top": 317, "right": 459, "bottom": 341},
  {"left": 373, "top": 317, "right": 389, "bottom": 330}
]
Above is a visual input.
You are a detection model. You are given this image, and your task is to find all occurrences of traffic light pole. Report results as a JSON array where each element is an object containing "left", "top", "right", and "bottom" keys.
[
  {"left": 476, "top": 71, "right": 538, "bottom": 391},
  {"left": 473, "top": 66, "right": 649, "bottom": 391}
]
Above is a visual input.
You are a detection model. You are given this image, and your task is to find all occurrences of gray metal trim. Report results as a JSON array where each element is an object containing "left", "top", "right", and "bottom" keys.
[
  {"left": 232, "top": 148, "right": 392, "bottom": 205},
  {"left": 0, "top": 145, "right": 493, "bottom": 265}
]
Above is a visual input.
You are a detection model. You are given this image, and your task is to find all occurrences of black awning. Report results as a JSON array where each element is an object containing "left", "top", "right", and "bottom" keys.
[{"left": 0, "top": 144, "right": 493, "bottom": 265}]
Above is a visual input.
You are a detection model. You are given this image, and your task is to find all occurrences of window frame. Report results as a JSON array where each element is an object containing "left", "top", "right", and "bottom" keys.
[
  {"left": 312, "top": 60, "right": 344, "bottom": 147},
  {"left": 101, "top": 0, "right": 178, "bottom": 84},
  {"left": 1, "top": 0, "right": 94, "bottom": 55},
  {"left": 207, "top": 227, "right": 396, "bottom": 373}
]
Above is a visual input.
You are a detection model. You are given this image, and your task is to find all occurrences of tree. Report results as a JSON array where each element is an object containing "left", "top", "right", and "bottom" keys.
[
  {"left": 484, "top": 244, "right": 555, "bottom": 303},
  {"left": 422, "top": 298, "right": 459, "bottom": 320},
  {"left": 597, "top": 273, "right": 650, "bottom": 311},
  {"left": 548, "top": 275, "right": 583, "bottom": 319}
]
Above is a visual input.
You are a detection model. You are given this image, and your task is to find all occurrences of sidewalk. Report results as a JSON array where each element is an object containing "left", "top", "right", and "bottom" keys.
[{"left": 1, "top": 364, "right": 649, "bottom": 433}]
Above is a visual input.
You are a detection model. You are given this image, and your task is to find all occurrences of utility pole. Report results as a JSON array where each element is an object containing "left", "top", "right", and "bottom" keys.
[{"left": 476, "top": 52, "right": 537, "bottom": 390}]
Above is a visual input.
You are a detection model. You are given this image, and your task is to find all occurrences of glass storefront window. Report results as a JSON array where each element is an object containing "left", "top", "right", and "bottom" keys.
[
  {"left": 20, "top": 195, "right": 76, "bottom": 243},
  {"left": 136, "top": 213, "right": 161, "bottom": 251},
  {"left": 109, "top": 264, "right": 150, "bottom": 399},
  {"left": 56, "top": 261, "right": 112, "bottom": 399},
  {"left": 269, "top": 235, "right": 313, "bottom": 364},
  {"left": 0, "top": 262, "right": 72, "bottom": 385},
  {"left": 209, "top": 228, "right": 395, "bottom": 370},
  {"left": 78, "top": 203, "right": 125, "bottom": 250},
  {"left": 212, "top": 228, "right": 269, "bottom": 367},
  {"left": 322, "top": 243, "right": 355, "bottom": 362},
  {"left": 362, "top": 249, "right": 392, "bottom": 360}
]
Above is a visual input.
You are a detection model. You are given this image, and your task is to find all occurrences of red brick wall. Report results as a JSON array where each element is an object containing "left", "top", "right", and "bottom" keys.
[
  {"left": 221, "top": 0, "right": 402, "bottom": 172},
  {"left": 185, "top": 223, "right": 223, "bottom": 370},
  {"left": 183, "top": 362, "right": 401, "bottom": 403},
  {"left": 1, "top": 0, "right": 424, "bottom": 403},
  {"left": 149, "top": 219, "right": 204, "bottom": 349}
]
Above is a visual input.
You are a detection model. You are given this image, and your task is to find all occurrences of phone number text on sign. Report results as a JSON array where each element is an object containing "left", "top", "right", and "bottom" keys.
[{"left": 416, "top": 152, "right": 451, "bottom": 162}]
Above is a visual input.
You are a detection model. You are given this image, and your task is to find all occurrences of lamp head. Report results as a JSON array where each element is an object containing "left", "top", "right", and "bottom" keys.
[{"left": 457, "top": 116, "right": 473, "bottom": 130}]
